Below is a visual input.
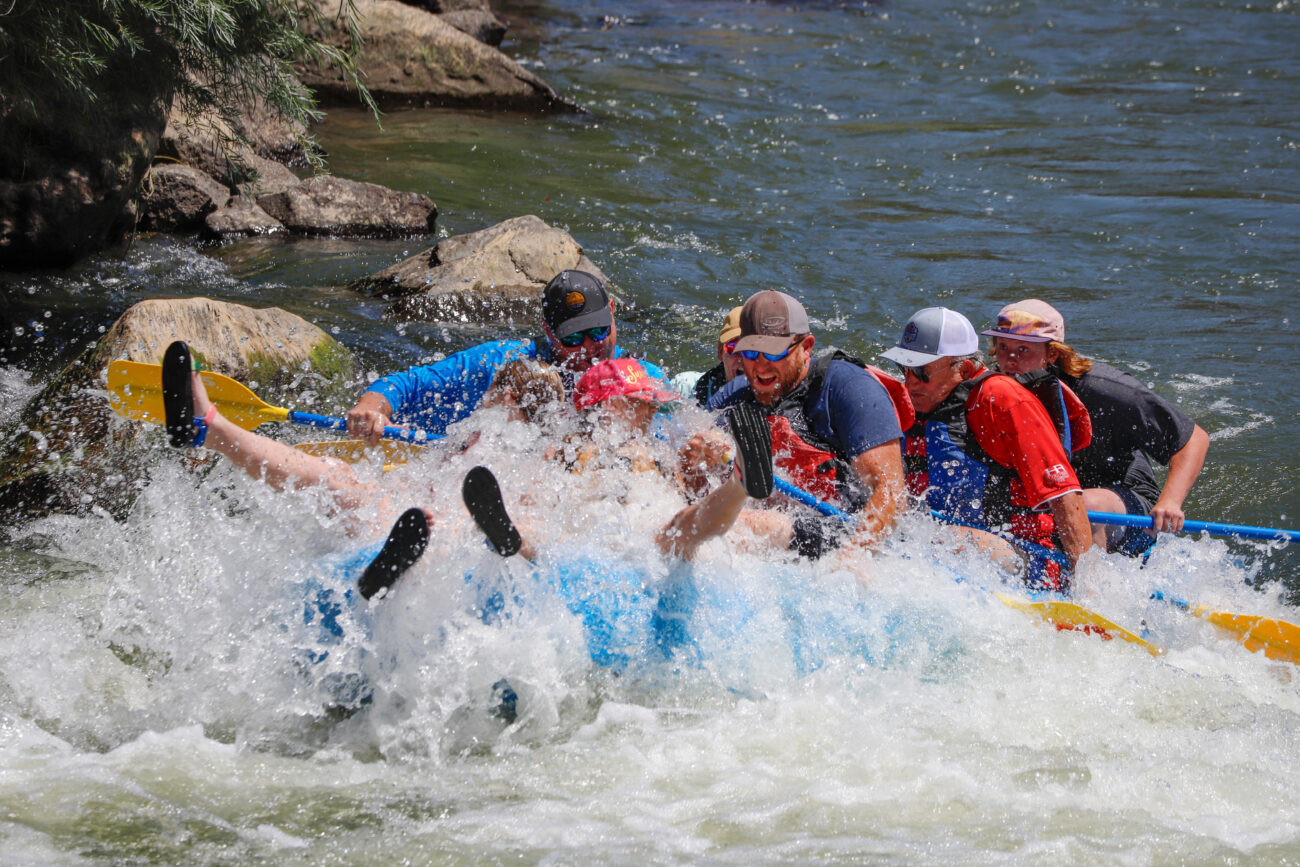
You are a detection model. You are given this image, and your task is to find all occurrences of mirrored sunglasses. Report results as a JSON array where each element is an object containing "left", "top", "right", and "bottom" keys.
[
  {"left": 897, "top": 362, "right": 932, "bottom": 384},
  {"left": 739, "top": 338, "right": 801, "bottom": 363},
  {"left": 559, "top": 325, "right": 612, "bottom": 348}
]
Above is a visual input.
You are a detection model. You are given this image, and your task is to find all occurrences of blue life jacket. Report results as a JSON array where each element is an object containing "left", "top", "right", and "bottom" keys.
[{"left": 904, "top": 371, "right": 1076, "bottom": 591}]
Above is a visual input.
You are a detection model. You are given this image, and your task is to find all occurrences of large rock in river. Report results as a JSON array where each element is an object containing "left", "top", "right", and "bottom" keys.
[
  {"left": 297, "top": 0, "right": 576, "bottom": 112},
  {"left": 137, "top": 164, "right": 232, "bottom": 232},
  {"left": 255, "top": 175, "right": 437, "bottom": 238},
  {"left": 0, "top": 298, "right": 355, "bottom": 522},
  {"left": 351, "top": 215, "right": 606, "bottom": 323},
  {"left": 160, "top": 92, "right": 309, "bottom": 194}
]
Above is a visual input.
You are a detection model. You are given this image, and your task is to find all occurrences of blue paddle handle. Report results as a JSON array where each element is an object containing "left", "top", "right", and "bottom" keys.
[
  {"left": 1087, "top": 511, "right": 1299, "bottom": 543},
  {"left": 772, "top": 477, "right": 854, "bottom": 521},
  {"left": 286, "top": 411, "right": 444, "bottom": 444}
]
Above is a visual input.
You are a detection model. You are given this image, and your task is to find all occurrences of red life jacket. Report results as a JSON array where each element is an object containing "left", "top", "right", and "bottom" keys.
[
  {"left": 765, "top": 353, "right": 913, "bottom": 507},
  {"left": 903, "top": 369, "right": 1090, "bottom": 590}
]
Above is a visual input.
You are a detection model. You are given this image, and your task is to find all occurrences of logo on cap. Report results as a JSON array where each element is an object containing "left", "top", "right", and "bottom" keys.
[
  {"left": 902, "top": 322, "right": 919, "bottom": 345},
  {"left": 998, "top": 311, "right": 1047, "bottom": 335},
  {"left": 565, "top": 291, "right": 587, "bottom": 310}
]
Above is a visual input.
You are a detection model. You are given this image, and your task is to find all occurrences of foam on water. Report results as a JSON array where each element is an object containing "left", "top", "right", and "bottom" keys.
[{"left": 1, "top": 397, "right": 1297, "bottom": 861}]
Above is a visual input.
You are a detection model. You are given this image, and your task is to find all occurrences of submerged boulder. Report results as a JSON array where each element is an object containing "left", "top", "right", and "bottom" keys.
[
  {"left": 0, "top": 297, "right": 355, "bottom": 522},
  {"left": 350, "top": 214, "right": 606, "bottom": 323}
]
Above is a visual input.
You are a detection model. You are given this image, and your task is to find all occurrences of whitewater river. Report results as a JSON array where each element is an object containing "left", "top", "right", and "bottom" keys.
[{"left": 1, "top": 0, "right": 1298, "bottom": 862}]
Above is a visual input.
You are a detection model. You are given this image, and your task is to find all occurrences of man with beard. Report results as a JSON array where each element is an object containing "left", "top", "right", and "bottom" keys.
[{"left": 657, "top": 290, "right": 906, "bottom": 562}]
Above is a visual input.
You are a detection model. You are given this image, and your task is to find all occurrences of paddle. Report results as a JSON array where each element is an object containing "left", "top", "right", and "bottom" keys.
[
  {"left": 294, "top": 439, "right": 429, "bottom": 466},
  {"left": 997, "top": 593, "right": 1162, "bottom": 655},
  {"left": 773, "top": 477, "right": 854, "bottom": 521},
  {"left": 107, "top": 360, "right": 441, "bottom": 445},
  {"left": 1087, "top": 511, "right": 1300, "bottom": 544},
  {"left": 770, "top": 478, "right": 1156, "bottom": 651},
  {"left": 1082, "top": 512, "right": 1300, "bottom": 661},
  {"left": 1149, "top": 590, "right": 1300, "bottom": 666}
]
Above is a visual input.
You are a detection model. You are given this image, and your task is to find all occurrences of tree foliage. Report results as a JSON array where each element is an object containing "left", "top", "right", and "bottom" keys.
[{"left": 0, "top": 0, "right": 375, "bottom": 162}]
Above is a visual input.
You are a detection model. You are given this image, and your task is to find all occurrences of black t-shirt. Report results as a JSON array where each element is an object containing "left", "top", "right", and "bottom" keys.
[{"left": 1059, "top": 360, "right": 1197, "bottom": 505}]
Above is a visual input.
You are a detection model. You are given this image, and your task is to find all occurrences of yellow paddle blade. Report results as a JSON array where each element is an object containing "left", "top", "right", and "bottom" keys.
[
  {"left": 294, "top": 439, "right": 427, "bottom": 468},
  {"left": 107, "top": 360, "right": 290, "bottom": 431},
  {"left": 996, "top": 593, "right": 1163, "bottom": 656},
  {"left": 1193, "top": 606, "right": 1300, "bottom": 665}
]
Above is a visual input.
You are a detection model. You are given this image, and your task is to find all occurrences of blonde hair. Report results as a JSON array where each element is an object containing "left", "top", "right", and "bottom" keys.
[
  {"left": 1048, "top": 341, "right": 1092, "bottom": 378},
  {"left": 485, "top": 360, "right": 564, "bottom": 423}
]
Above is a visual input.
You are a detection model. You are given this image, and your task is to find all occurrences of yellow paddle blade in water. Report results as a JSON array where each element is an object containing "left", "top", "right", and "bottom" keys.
[
  {"left": 1193, "top": 606, "right": 1300, "bottom": 665},
  {"left": 294, "top": 439, "right": 427, "bottom": 468},
  {"left": 996, "top": 593, "right": 1163, "bottom": 656},
  {"left": 106, "top": 360, "right": 290, "bottom": 431}
]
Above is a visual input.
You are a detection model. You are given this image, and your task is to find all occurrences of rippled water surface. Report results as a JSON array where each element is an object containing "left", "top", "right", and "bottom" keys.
[{"left": 1, "top": 0, "right": 1298, "bottom": 862}]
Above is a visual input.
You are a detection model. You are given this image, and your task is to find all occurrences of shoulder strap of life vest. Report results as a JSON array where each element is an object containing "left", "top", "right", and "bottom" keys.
[
  {"left": 811, "top": 350, "right": 916, "bottom": 432},
  {"left": 1010, "top": 368, "right": 1092, "bottom": 453}
]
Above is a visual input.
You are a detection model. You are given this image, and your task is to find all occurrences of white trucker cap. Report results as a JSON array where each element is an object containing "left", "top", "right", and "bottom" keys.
[{"left": 881, "top": 307, "right": 979, "bottom": 367}]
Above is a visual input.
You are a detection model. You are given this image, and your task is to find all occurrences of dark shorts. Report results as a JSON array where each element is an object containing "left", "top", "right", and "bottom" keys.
[
  {"left": 789, "top": 515, "right": 852, "bottom": 560},
  {"left": 1106, "top": 485, "right": 1157, "bottom": 557}
]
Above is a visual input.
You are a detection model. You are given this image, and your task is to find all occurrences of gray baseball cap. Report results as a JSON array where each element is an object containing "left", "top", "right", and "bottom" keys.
[
  {"left": 736, "top": 290, "right": 812, "bottom": 355},
  {"left": 881, "top": 307, "right": 979, "bottom": 367}
]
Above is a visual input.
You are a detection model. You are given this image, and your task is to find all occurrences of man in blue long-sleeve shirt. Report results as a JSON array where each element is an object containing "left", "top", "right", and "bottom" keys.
[{"left": 346, "top": 270, "right": 666, "bottom": 445}]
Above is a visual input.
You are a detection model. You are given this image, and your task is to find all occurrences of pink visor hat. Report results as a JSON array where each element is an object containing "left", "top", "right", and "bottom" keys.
[{"left": 981, "top": 299, "right": 1065, "bottom": 343}]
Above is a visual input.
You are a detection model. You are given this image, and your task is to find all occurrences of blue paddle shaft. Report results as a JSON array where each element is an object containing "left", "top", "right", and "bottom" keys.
[
  {"left": 1087, "top": 511, "right": 1299, "bottom": 543},
  {"left": 278, "top": 414, "right": 1297, "bottom": 545},
  {"left": 773, "top": 480, "right": 1298, "bottom": 544},
  {"left": 287, "top": 411, "right": 443, "bottom": 444},
  {"left": 772, "top": 477, "right": 853, "bottom": 521}
]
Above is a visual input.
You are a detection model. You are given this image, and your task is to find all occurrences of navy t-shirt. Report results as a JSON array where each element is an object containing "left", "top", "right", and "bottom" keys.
[
  {"left": 714, "top": 357, "right": 903, "bottom": 472},
  {"left": 1060, "top": 360, "right": 1196, "bottom": 506}
]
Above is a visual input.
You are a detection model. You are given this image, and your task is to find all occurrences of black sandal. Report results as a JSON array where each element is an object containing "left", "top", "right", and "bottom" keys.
[
  {"left": 357, "top": 507, "right": 431, "bottom": 600},
  {"left": 728, "top": 401, "right": 774, "bottom": 499},
  {"left": 161, "top": 341, "right": 213, "bottom": 448},
  {"left": 462, "top": 466, "right": 523, "bottom": 557}
]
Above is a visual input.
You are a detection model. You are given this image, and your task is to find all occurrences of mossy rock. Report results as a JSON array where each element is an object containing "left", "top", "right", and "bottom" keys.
[{"left": 0, "top": 297, "right": 358, "bottom": 522}]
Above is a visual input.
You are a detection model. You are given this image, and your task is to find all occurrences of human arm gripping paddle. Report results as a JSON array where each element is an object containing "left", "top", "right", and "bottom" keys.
[
  {"left": 772, "top": 479, "right": 1159, "bottom": 653},
  {"left": 1087, "top": 510, "right": 1300, "bottom": 544},
  {"left": 107, "top": 360, "right": 443, "bottom": 445}
]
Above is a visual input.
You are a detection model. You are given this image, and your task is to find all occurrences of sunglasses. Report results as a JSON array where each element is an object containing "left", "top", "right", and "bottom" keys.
[
  {"left": 739, "top": 337, "right": 802, "bottom": 363},
  {"left": 897, "top": 359, "right": 959, "bottom": 384},
  {"left": 722, "top": 340, "right": 738, "bottom": 356},
  {"left": 897, "top": 362, "right": 933, "bottom": 383},
  {"left": 559, "top": 325, "right": 612, "bottom": 348}
]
